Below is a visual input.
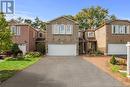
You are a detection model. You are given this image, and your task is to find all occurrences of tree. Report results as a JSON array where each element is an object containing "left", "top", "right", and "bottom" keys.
[
  {"left": 0, "top": 13, "right": 12, "bottom": 53},
  {"left": 16, "top": 17, "right": 24, "bottom": 23},
  {"left": 11, "top": 43, "right": 21, "bottom": 58},
  {"left": 32, "top": 17, "right": 46, "bottom": 30},
  {"left": 24, "top": 19, "right": 32, "bottom": 24},
  {"left": 75, "top": 6, "right": 116, "bottom": 30}
]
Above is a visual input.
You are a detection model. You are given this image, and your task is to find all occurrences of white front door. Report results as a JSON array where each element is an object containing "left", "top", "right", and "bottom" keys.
[
  {"left": 18, "top": 44, "right": 27, "bottom": 55},
  {"left": 47, "top": 44, "right": 77, "bottom": 56},
  {"left": 108, "top": 44, "right": 127, "bottom": 55}
]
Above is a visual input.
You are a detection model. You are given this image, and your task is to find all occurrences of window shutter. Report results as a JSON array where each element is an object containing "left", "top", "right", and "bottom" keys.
[
  {"left": 52, "top": 25, "right": 54, "bottom": 34},
  {"left": 18, "top": 26, "right": 21, "bottom": 35},
  {"left": 112, "top": 25, "right": 114, "bottom": 34},
  {"left": 127, "top": 26, "right": 130, "bottom": 34},
  {"left": 70, "top": 25, "right": 73, "bottom": 34}
]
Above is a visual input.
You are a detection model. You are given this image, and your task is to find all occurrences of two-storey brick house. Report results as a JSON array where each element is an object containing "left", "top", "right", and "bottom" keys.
[
  {"left": 46, "top": 16, "right": 79, "bottom": 56},
  {"left": 9, "top": 19, "right": 38, "bottom": 54},
  {"left": 95, "top": 20, "right": 130, "bottom": 55}
]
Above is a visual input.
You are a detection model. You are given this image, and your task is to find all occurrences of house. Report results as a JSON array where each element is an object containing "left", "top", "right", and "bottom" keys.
[
  {"left": 79, "top": 29, "right": 97, "bottom": 54},
  {"left": 95, "top": 20, "right": 130, "bottom": 55},
  {"left": 85, "top": 29, "right": 97, "bottom": 54},
  {"left": 9, "top": 19, "right": 38, "bottom": 54},
  {"left": 46, "top": 16, "right": 79, "bottom": 56}
]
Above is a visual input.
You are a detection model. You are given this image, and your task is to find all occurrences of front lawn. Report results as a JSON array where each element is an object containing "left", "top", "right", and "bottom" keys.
[{"left": 0, "top": 57, "right": 40, "bottom": 82}]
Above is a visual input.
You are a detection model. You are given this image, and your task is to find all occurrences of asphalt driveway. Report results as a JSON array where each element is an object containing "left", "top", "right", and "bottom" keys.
[{"left": 1, "top": 56, "right": 124, "bottom": 87}]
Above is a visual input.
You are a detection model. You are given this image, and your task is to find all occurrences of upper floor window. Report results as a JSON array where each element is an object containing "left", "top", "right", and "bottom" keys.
[
  {"left": 112, "top": 25, "right": 130, "bottom": 34},
  {"left": 88, "top": 32, "right": 94, "bottom": 37},
  {"left": 52, "top": 24, "right": 73, "bottom": 34},
  {"left": 39, "top": 33, "right": 43, "bottom": 37},
  {"left": 11, "top": 26, "right": 21, "bottom": 35}
]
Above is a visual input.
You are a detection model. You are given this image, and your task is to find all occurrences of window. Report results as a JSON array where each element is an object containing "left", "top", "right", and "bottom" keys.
[
  {"left": 66, "top": 24, "right": 73, "bottom": 34},
  {"left": 112, "top": 25, "right": 130, "bottom": 34},
  {"left": 59, "top": 24, "right": 65, "bottom": 34},
  {"left": 52, "top": 24, "right": 59, "bottom": 34},
  {"left": 39, "top": 33, "right": 43, "bottom": 37},
  {"left": 52, "top": 24, "right": 73, "bottom": 34},
  {"left": 88, "top": 32, "right": 94, "bottom": 37},
  {"left": 11, "top": 26, "right": 21, "bottom": 35}
]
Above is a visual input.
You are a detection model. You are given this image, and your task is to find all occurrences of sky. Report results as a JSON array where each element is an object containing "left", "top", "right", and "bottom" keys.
[{"left": 5, "top": 0, "right": 130, "bottom": 21}]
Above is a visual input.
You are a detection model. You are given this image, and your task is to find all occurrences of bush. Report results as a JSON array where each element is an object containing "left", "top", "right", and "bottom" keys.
[
  {"left": 0, "top": 56, "right": 3, "bottom": 60},
  {"left": 36, "top": 43, "right": 45, "bottom": 54},
  {"left": 94, "top": 50, "right": 103, "bottom": 56},
  {"left": 5, "top": 51, "right": 13, "bottom": 57},
  {"left": 25, "top": 52, "right": 41, "bottom": 58},
  {"left": 111, "top": 65, "right": 120, "bottom": 72},
  {"left": 110, "top": 55, "right": 117, "bottom": 65},
  {"left": 11, "top": 43, "right": 22, "bottom": 58}
]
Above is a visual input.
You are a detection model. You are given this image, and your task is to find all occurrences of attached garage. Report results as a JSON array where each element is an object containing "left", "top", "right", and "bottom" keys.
[
  {"left": 108, "top": 44, "right": 127, "bottom": 55},
  {"left": 47, "top": 44, "right": 77, "bottom": 56}
]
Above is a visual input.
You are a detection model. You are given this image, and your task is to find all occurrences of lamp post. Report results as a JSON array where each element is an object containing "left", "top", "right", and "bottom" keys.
[{"left": 126, "top": 42, "right": 130, "bottom": 78}]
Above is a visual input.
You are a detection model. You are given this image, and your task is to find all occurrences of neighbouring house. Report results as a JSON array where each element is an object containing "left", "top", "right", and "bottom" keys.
[
  {"left": 79, "top": 29, "right": 97, "bottom": 54},
  {"left": 95, "top": 20, "right": 130, "bottom": 55},
  {"left": 46, "top": 16, "right": 79, "bottom": 56},
  {"left": 85, "top": 29, "right": 97, "bottom": 54},
  {"left": 9, "top": 19, "right": 38, "bottom": 54}
]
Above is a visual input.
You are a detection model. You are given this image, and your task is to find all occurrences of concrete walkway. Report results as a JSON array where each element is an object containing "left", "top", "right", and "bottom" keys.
[{"left": 1, "top": 56, "right": 125, "bottom": 87}]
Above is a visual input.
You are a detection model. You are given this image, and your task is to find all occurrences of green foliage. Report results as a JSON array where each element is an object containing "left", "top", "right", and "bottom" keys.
[
  {"left": 0, "top": 13, "right": 12, "bottom": 52},
  {"left": 36, "top": 43, "right": 46, "bottom": 54},
  {"left": 11, "top": 43, "right": 21, "bottom": 58},
  {"left": 120, "top": 72, "right": 127, "bottom": 77},
  {"left": 111, "top": 65, "right": 120, "bottom": 72},
  {"left": 110, "top": 56, "right": 117, "bottom": 65},
  {"left": 16, "top": 17, "right": 46, "bottom": 30},
  {"left": 94, "top": 50, "right": 103, "bottom": 56},
  {"left": 25, "top": 52, "right": 41, "bottom": 58},
  {"left": 74, "top": 6, "right": 116, "bottom": 29}
]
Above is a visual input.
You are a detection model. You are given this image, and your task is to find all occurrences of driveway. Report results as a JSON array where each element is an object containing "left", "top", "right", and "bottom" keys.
[{"left": 1, "top": 56, "right": 124, "bottom": 87}]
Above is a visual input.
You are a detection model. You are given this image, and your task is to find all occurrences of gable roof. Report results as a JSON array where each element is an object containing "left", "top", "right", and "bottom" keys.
[
  {"left": 47, "top": 16, "right": 78, "bottom": 24},
  {"left": 95, "top": 19, "right": 130, "bottom": 31}
]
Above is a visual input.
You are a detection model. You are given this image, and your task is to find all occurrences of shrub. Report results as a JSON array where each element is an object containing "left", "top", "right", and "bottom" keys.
[
  {"left": 110, "top": 55, "right": 117, "bottom": 65},
  {"left": 111, "top": 65, "right": 120, "bottom": 72},
  {"left": 25, "top": 52, "right": 41, "bottom": 58},
  {"left": 11, "top": 43, "right": 21, "bottom": 58},
  {"left": 36, "top": 43, "right": 46, "bottom": 54},
  {"left": 117, "top": 59, "right": 126, "bottom": 65},
  {"left": 5, "top": 51, "right": 13, "bottom": 57},
  {"left": 0, "top": 56, "right": 3, "bottom": 60},
  {"left": 94, "top": 50, "right": 103, "bottom": 56}
]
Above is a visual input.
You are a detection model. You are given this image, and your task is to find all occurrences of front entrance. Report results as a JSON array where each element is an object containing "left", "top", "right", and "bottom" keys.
[{"left": 86, "top": 41, "right": 97, "bottom": 54}]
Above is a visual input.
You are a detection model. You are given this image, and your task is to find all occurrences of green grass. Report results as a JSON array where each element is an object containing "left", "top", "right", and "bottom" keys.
[{"left": 0, "top": 57, "right": 40, "bottom": 82}]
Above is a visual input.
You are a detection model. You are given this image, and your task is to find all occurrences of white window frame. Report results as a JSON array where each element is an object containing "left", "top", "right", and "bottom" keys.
[
  {"left": 66, "top": 24, "right": 73, "bottom": 34},
  {"left": 59, "top": 24, "right": 65, "bottom": 34},
  {"left": 88, "top": 32, "right": 94, "bottom": 37},
  {"left": 112, "top": 25, "right": 129, "bottom": 34},
  {"left": 11, "top": 26, "right": 21, "bottom": 35},
  {"left": 52, "top": 24, "right": 59, "bottom": 34}
]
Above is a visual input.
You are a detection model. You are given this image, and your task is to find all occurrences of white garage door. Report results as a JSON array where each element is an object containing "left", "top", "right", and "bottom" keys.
[
  {"left": 108, "top": 44, "right": 127, "bottom": 55},
  {"left": 18, "top": 44, "right": 27, "bottom": 55},
  {"left": 47, "top": 44, "right": 77, "bottom": 56}
]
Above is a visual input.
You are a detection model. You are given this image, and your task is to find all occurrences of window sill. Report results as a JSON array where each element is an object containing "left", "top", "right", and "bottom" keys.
[
  {"left": 112, "top": 34, "right": 130, "bottom": 35},
  {"left": 52, "top": 34, "right": 72, "bottom": 36}
]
